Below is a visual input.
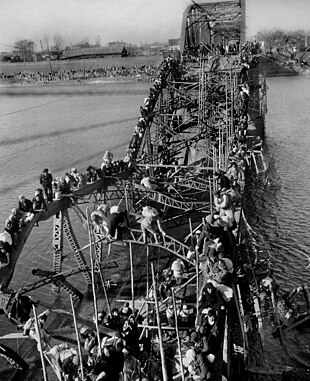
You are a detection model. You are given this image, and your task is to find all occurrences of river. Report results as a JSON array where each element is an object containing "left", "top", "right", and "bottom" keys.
[
  {"left": 0, "top": 75, "right": 310, "bottom": 379},
  {"left": 245, "top": 75, "right": 310, "bottom": 380}
]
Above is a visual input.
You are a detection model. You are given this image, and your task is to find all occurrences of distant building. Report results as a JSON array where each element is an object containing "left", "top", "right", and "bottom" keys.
[
  {"left": 161, "top": 38, "right": 181, "bottom": 59},
  {"left": 169, "top": 38, "right": 181, "bottom": 49},
  {"left": 61, "top": 45, "right": 132, "bottom": 60}
]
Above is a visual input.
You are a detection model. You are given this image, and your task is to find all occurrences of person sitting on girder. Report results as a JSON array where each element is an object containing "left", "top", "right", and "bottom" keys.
[
  {"left": 70, "top": 168, "right": 86, "bottom": 188},
  {"left": 18, "top": 195, "right": 35, "bottom": 223},
  {"left": 86, "top": 165, "right": 101, "bottom": 183},
  {"left": 4, "top": 208, "right": 24, "bottom": 246},
  {"left": 0, "top": 240, "right": 11, "bottom": 269},
  {"left": 32, "top": 189, "right": 48, "bottom": 213}
]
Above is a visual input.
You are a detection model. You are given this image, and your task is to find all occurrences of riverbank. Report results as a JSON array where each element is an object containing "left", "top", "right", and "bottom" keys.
[
  {"left": 0, "top": 75, "right": 152, "bottom": 88},
  {"left": 0, "top": 55, "right": 162, "bottom": 74}
]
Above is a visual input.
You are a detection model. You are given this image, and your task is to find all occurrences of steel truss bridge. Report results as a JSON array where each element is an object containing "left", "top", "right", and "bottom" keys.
[{"left": 1, "top": 0, "right": 267, "bottom": 308}]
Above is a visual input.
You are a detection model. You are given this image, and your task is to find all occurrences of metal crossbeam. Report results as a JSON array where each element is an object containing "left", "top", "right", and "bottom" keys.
[
  {"left": 52, "top": 211, "right": 63, "bottom": 293},
  {"left": 62, "top": 208, "right": 92, "bottom": 285},
  {"left": 125, "top": 229, "right": 194, "bottom": 266}
]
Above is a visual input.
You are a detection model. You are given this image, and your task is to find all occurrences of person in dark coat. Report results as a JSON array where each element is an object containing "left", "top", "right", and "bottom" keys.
[
  {"left": 197, "top": 282, "right": 226, "bottom": 327},
  {"left": 214, "top": 170, "right": 231, "bottom": 190},
  {"left": 18, "top": 195, "right": 34, "bottom": 222},
  {"left": 4, "top": 208, "right": 23, "bottom": 245},
  {"left": 39, "top": 168, "right": 53, "bottom": 202},
  {"left": 32, "top": 190, "right": 48, "bottom": 212},
  {"left": 107, "top": 210, "right": 128, "bottom": 240},
  {"left": 196, "top": 214, "right": 224, "bottom": 255}
]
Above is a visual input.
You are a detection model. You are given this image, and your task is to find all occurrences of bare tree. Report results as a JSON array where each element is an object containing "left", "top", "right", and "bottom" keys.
[
  {"left": 95, "top": 35, "right": 101, "bottom": 47},
  {"left": 53, "top": 33, "right": 65, "bottom": 59},
  {"left": 43, "top": 34, "right": 50, "bottom": 52}
]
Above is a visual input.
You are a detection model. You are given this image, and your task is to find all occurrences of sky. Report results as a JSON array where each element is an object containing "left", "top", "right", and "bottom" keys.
[{"left": 0, "top": 0, "right": 310, "bottom": 51}]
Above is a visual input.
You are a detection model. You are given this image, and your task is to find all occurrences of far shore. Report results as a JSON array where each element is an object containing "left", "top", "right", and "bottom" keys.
[
  {"left": 0, "top": 75, "right": 153, "bottom": 89},
  {"left": 0, "top": 55, "right": 162, "bottom": 74}
]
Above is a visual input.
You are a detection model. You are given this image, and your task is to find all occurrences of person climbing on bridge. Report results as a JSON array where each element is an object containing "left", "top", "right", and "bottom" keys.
[
  {"left": 214, "top": 169, "right": 231, "bottom": 191},
  {"left": 18, "top": 195, "right": 35, "bottom": 223},
  {"left": 23, "top": 309, "right": 51, "bottom": 350},
  {"left": 4, "top": 208, "right": 24, "bottom": 246},
  {"left": 171, "top": 258, "right": 185, "bottom": 285},
  {"left": 0, "top": 240, "right": 11, "bottom": 269},
  {"left": 140, "top": 205, "right": 166, "bottom": 244},
  {"left": 140, "top": 171, "right": 158, "bottom": 191},
  {"left": 98, "top": 203, "right": 129, "bottom": 241},
  {"left": 90, "top": 209, "right": 110, "bottom": 240},
  {"left": 39, "top": 168, "right": 53, "bottom": 202}
]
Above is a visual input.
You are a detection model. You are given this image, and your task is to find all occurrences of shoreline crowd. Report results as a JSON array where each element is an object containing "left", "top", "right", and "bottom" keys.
[{"left": 0, "top": 64, "right": 159, "bottom": 85}]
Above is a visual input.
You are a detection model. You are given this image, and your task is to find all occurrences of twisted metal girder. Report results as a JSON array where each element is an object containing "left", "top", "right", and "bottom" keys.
[
  {"left": 180, "top": 0, "right": 245, "bottom": 53},
  {"left": 52, "top": 211, "right": 63, "bottom": 293},
  {"left": 62, "top": 208, "right": 92, "bottom": 285},
  {"left": 125, "top": 229, "right": 194, "bottom": 266}
]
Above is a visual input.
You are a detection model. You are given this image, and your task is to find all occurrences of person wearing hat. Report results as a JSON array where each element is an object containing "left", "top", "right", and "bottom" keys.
[{"left": 171, "top": 258, "right": 185, "bottom": 285}]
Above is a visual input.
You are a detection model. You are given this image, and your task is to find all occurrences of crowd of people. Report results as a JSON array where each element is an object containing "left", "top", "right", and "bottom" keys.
[
  {"left": 0, "top": 64, "right": 159, "bottom": 85},
  {"left": 0, "top": 44, "right": 256, "bottom": 380}
]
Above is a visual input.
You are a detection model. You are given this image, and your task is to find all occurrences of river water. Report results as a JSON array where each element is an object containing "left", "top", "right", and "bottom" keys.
[{"left": 0, "top": 75, "right": 310, "bottom": 379}]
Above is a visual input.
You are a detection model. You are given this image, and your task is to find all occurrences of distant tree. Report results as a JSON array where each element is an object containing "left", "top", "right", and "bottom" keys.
[
  {"left": 14, "top": 39, "right": 36, "bottom": 61},
  {"left": 53, "top": 33, "right": 65, "bottom": 59},
  {"left": 95, "top": 35, "right": 101, "bottom": 47},
  {"left": 43, "top": 34, "right": 50, "bottom": 52},
  {"left": 258, "top": 28, "right": 308, "bottom": 51}
]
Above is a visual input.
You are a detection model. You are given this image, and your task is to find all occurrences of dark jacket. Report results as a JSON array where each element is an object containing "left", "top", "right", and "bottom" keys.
[{"left": 19, "top": 199, "right": 34, "bottom": 214}]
